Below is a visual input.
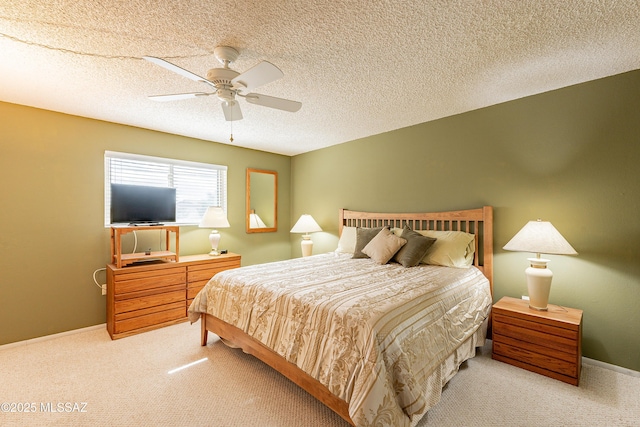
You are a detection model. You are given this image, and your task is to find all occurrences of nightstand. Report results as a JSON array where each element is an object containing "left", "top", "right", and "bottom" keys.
[{"left": 492, "top": 296, "right": 582, "bottom": 385}]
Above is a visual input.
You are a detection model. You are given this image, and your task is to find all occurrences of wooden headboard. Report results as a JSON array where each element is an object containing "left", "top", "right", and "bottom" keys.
[{"left": 339, "top": 206, "right": 494, "bottom": 294}]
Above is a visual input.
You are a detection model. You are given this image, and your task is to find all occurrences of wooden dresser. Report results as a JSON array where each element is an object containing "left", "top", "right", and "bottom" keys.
[
  {"left": 492, "top": 296, "right": 583, "bottom": 385},
  {"left": 106, "top": 253, "right": 241, "bottom": 339}
]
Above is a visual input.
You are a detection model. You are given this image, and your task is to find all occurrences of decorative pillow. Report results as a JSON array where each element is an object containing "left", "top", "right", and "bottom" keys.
[
  {"left": 361, "top": 228, "right": 407, "bottom": 264},
  {"left": 352, "top": 227, "right": 385, "bottom": 258},
  {"left": 335, "top": 226, "right": 357, "bottom": 254},
  {"left": 393, "top": 226, "right": 437, "bottom": 267},
  {"left": 417, "top": 230, "right": 475, "bottom": 268}
]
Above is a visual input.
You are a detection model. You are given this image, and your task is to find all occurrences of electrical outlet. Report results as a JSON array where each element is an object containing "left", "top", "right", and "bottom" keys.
[
  {"left": 101, "top": 284, "right": 107, "bottom": 296},
  {"left": 521, "top": 295, "right": 529, "bottom": 301}
]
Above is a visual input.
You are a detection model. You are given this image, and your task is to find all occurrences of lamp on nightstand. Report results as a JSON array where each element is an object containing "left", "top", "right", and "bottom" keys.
[
  {"left": 290, "top": 214, "right": 322, "bottom": 257},
  {"left": 199, "top": 206, "right": 230, "bottom": 256},
  {"left": 503, "top": 219, "right": 577, "bottom": 311}
]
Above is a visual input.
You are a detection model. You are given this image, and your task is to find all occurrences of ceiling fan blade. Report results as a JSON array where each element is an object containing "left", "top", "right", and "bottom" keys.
[
  {"left": 148, "top": 92, "right": 211, "bottom": 102},
  {"left": 245, "top": 93, "right": 302, "bottom": 112},
  {"left": 231, "top": 61, "right": 284, "bottom": 93},
  {"left": 222, "top": 100, "right": 243, "bottom": 121},
  {"left": 143, "top": 56, "right": 214, "bottom": 87}
]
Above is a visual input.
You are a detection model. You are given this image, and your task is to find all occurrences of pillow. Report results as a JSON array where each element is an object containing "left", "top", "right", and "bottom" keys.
[
  {"left": 352, "top": 227, "right": 385, "bottom": 258},
  {"left": 417, "top": 230, "right": 475, "bottom": 268},
  {"left": 361, "top": 228, "right": 407, "bottom": 264},
  {"left": 392, "top": 226, "right": 437, "bottom": 267},
  {"left": 335, "top": 226, "right": 357, "bottom": 254}
]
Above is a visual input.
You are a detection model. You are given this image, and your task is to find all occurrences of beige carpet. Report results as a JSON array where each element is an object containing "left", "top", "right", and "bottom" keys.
[{"left": 1, "top": 321, "right": 638, "bottom": 426}]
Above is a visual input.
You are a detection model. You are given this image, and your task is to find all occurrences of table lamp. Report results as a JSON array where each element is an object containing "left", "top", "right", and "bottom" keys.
[
  {"left": 503, "top": 219, "right": 577, "bottom": 310},
  {"left": 290, "top": 214, "right": 322, "bottom": 257},
  {"left": 199, "top": 207, "right": 230, "bottom": 256}
]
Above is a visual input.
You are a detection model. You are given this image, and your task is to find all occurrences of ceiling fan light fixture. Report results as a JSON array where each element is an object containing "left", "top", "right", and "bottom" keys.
[
  {"left": 222, "top": 99, "right": 242, "bottom": 122},
  {"left": 216, "top": 88, "right": 235, "bottom": 102}
]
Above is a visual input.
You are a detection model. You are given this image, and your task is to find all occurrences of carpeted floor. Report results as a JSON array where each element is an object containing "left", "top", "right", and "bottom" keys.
[{"left": 1, "top": 321, "right": 638, "bottom": 426}]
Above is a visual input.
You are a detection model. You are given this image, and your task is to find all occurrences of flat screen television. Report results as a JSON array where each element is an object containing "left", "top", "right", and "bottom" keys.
[{"left": 110, "top": 183, "right": 176, "bottom": 225}]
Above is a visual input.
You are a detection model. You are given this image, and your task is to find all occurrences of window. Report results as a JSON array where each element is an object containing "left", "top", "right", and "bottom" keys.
[{"left": 104, "top": 151, "right": 227, "bottom": 226}]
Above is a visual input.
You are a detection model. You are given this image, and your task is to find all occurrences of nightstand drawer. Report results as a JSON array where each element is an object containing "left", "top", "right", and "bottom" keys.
[
  {"left": 493, "top": 333, "right": 577, "bottom": 364},
  {"left": 493, "top": 313, "right": 579, "bottom": 355},
  {"left": 493, "top": 341, "right": 578, "bottom": 377}
]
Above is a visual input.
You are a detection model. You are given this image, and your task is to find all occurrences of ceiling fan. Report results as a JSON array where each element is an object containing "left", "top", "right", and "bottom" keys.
[{"left": 143, "top": 46, "right": 301, "bottom": 121}]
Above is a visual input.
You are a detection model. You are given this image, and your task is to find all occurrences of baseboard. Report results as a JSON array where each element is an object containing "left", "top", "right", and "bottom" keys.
[
  {"left": 0, "top": 324, "right": 106, "bottom": 352},
  {"left": 583, "top": 357, "right": 640, "bottom": 378}
]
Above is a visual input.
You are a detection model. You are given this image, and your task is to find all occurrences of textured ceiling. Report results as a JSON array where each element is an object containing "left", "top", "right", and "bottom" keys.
[{"left": 1, "top": 1, "right": 639, "bottom": 156}]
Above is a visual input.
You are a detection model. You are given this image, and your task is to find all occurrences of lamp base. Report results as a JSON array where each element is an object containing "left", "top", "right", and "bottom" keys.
[
  {"left": 526, "top": 258, "right": 553, "bottom": 311},
  {"left": 208, "top": 230, "right": 221, "bottom": 257},
  {"left": 528, "top": 304, "right": 549, "bottom": 312},
  {"left": 300, "top": 235, "right": 313, "bottom": 257}
]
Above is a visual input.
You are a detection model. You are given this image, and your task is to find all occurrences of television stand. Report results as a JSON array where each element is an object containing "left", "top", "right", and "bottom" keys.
[{"left": 110, "top": 225, "right": 179, "bottom": 268}]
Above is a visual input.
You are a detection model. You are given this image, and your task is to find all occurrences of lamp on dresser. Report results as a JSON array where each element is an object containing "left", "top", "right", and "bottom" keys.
[
  {"left": 503, "top": 219, "right": 578, "bottom": 311},
  {"left": 248, "top": 209, "right": 267, "bottom": 228},
  {"left": 290, "top": 214, "right": 322, "bottom": 257},
  {"left": 199, "top": 206, "right": 230, "bottom": 256}
]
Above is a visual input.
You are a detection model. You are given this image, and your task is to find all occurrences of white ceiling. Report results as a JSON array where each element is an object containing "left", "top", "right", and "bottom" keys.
[{"left": 1, "top": 1, "right": 639, "bottom": 156}]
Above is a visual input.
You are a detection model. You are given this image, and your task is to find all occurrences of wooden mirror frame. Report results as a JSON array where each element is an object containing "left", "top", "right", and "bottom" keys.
[{"left": 246, "top": 168, "right": 277, "bottom": 233}]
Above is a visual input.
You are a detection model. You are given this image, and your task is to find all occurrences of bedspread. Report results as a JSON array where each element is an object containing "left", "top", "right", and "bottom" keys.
[{"left": 188, "top": 253, "right": 491, "bottom": 427}]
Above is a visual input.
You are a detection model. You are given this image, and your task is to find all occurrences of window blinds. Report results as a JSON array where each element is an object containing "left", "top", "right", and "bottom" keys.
[{"left": 104, "top": 151, "right": 227, "bottom": 226}]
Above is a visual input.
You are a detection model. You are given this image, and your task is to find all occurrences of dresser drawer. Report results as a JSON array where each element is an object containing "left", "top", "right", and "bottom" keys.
[
  {"left": 113, "top": 267, "right": 186, "bottom": 295},
  {"left": 186, "top": 258, "right": 241, "bottom": 299},
  {"left": 187, "top": 282, "right": 209, "bottom": 301},
  {"left": 114, "top": 304, "right": 185, "bottom": 334},
  {"left": 187, "top": 260, "right": 240, "bottom": 282},
  {"left": 114, "top": 289, "right": 185, "bottom": 315}
]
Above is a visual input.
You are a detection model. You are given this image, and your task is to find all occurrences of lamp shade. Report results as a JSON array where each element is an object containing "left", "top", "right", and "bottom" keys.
[
  {"left": 199, "top": 207, "right": 230, "bottom": 229},
  {"left": 503, "top": 220, "right": 577, "bottom": 256},
  {"left": 290, "top": 214, "right": 322, "bottom": 234},
  {"left": 249, "top": 210, "right": 267, "bottom": 228}
]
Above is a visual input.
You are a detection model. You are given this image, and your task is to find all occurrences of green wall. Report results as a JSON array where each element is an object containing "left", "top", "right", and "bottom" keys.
[
  {"left": 291, "top": 70, "right": 640, "bottom": 371},
  {"left": 2, "top": 69, "right": 639, "bottom": 372},
  {"left": 0, "top": 102, "right": 291, "bottom": 345}
]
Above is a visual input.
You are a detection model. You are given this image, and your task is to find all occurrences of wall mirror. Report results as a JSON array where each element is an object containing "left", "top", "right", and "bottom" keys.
[{"left": 246, "top": 168, "right": 277, "bottom": 233}]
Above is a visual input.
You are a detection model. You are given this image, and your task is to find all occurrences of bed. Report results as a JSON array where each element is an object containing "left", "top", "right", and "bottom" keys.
[{"left": 188, "top": 206, "right": 493, "bottom": 426}]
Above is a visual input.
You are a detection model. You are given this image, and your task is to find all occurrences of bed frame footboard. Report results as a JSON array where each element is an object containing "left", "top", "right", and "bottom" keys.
[{"left": 200, "top": 312, "right": 354, "bottom": 426}]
